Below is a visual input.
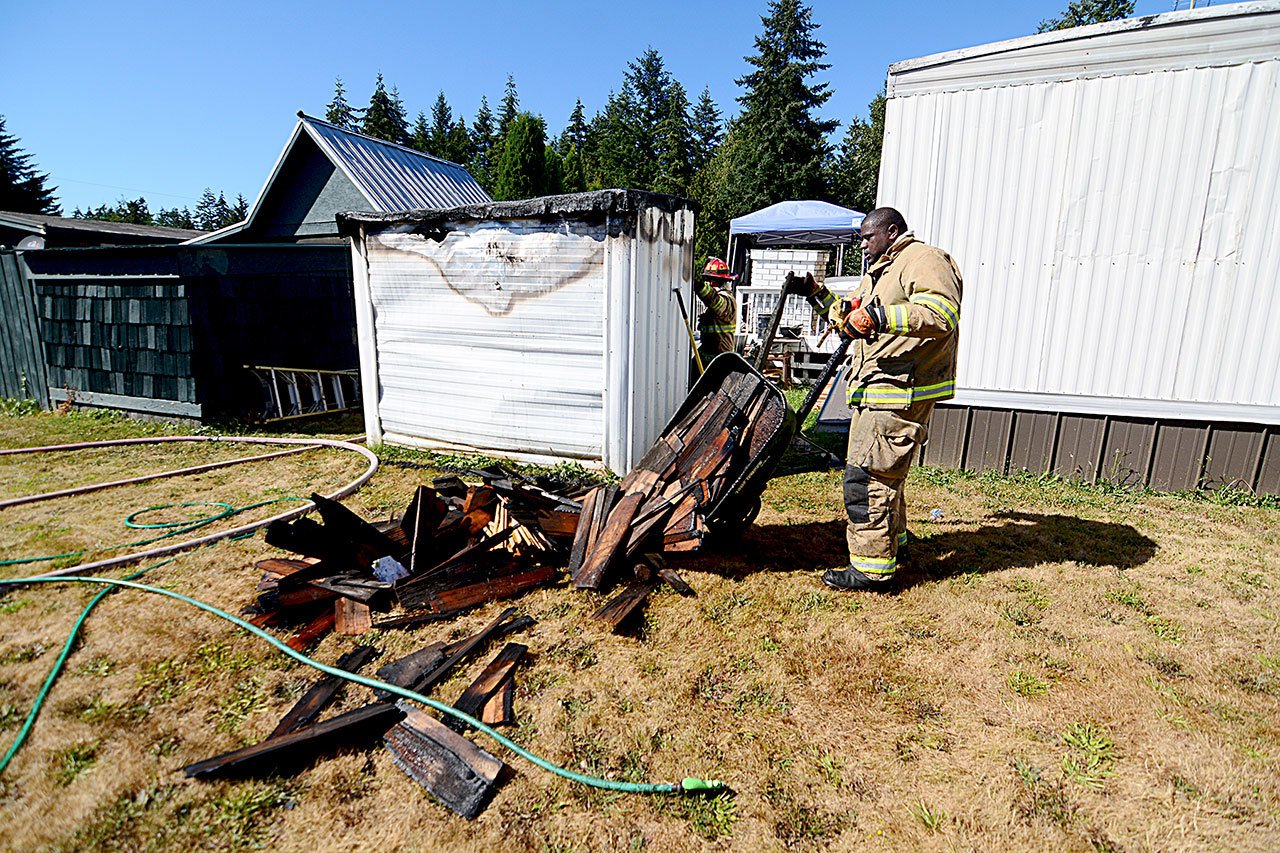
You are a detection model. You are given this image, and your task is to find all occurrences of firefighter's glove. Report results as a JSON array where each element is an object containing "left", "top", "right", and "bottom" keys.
[
  {"left": 843, "top": 297, "right": 886, "bottom": 339},
  {"left": 786, "top": 272, "right": 820, "bottom": 299}
]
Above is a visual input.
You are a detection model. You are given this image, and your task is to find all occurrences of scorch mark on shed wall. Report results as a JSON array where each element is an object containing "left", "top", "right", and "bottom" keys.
[{"left": 374, "top": 227, "right": 602, "bottom": 317}]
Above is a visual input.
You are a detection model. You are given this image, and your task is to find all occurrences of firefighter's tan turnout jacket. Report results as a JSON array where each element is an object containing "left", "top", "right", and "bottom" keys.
[
  {"left": 810, "top": 233, "right": 962, "bottom": 408},
  {"left": 695, "top": 280, "right": 738, "bottom": 364}
]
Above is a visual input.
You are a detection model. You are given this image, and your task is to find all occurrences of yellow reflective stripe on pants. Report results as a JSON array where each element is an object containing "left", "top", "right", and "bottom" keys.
[
  {"left": 910, "top": 293, "right": 960, "bottom": 329},
  {"left": 851, "top": 554, "right": 897, "bottom": 576},
  {"left": 897, "top": 531, "right": 908, "bottom": 547}
]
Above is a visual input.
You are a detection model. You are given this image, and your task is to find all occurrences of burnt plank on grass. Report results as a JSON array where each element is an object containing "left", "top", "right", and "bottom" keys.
[
  {"left": 590, "top": 582, "right": 656, "bottom": 631},
  {"left": 255, "top": 558, "right": 318, "bottom": 577},
  {"left": 411, "top": 607, "right": 518, "bottom": 694},
  {"left": 310, "top": 492, "right": 400, "bottom": 555},
  {"left": 269, "top": 645, "right": 379, "bottom": 738},
  {"left": 566, "top": 486, "right": 602, "bottom": 577},
  {"left": 185, "top": 702, "right": 403, "bottom": 779},
  {"left": 307, "top": 574, "right": 394, "bottom": 607},
  {"left": 445, "top": 643, "right": 526, "bottom": 732},
  {"left": 422, "top": 566, "right": 557, "bottom": 614},
  {"left": 335, "top": 598, "right": 372, "bottom": 634},
  {"left": 657, "top": 567, "right": 696, "bottom": 597},
  {"left": 286, "top": 609, "right": 335, "bottom": 651},
  {"left": 374, "top": 643, "right": 447, "bottom": 700},
  {"left": 573, "top": 491, "right": 645, "bottom": 590},
  {"left": 384, "top": 703, "right": 505, "bottom": 819},
  {"left": 480, "top": 674, "right": 515, "bottom": 726}
]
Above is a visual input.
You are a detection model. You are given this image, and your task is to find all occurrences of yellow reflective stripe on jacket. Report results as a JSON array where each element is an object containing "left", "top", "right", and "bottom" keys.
[
  {"left": 848, "top": 380, "right": 955, "bottom": 406},
  {"left": 812, "top": 289, "right": 837, "bottom": 312},
  {"left": 910, "top": 292, "right": 960, "bottom": 329},
  {"left": 851, "top": 554, "right": 897, "bottom": 576},
  {"left": 703, "top": 324, "right": 736, "bottom": 333},
  {"left": 886, "top": 304, "right": 911, "bottom": 333}
]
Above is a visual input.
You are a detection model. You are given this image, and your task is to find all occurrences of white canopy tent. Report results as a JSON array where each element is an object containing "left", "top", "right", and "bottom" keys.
[{"left": 727, "top": 199, "right": 865, "bottom": 277}]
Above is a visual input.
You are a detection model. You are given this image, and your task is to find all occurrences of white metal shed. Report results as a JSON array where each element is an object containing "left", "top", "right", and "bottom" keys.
[
  {"left": 833, "top": 1, "right": 1280, "bottom": 494},
  {"left": 338, "top": 190, "right": 696, "bottom": 474}
]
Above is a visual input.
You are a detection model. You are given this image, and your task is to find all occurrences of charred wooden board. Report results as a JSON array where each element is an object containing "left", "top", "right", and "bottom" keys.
[
  {"left": 480, "top": 675, "right": 515, "bottom": 726},
  {"left": 310, "top": 492, "right": 400, "bottom": 556},
  {"left": 657, "top": 567, "right": 696, "bottom": 597},
  {"left": 411, "top": 607, "right": 517, "bottom": 694},
  {"left": 334, "top": 598, "right": 372, "bottom": 635},
  {"left": 374, "top": 643, "right": 447, "bottom": 700},
  {"left": 384, "top": 703, "right": 505, "bottom": 819},
  {"left": 286, "top": 610, "right": 335, "bottom": 651},
  {"left": 184, "top": 702, "right": 403, "bottom": 779},
  {"left": 414, "top": 566, "right": 557, "bottom": 614},
  {"left": 590, "top": 582, "right": 656, "bottom": 631},
  {"left": 307, "top": 574, "right": 394, "bottom": 607},
  {"left": 445, "top": 643, "right": 526, "bottom": 732},
  {"left": 255, "top": 558, "right": 318, "bottom": 577},
  {"left": 270, "top": 645, "right": 379, "bottom": 738},
  {"left": 276, "top": 585, "right": 339, "bottom": 608},
  {"left": 572, "top": 491, "right": 645, "bottom": 590}
]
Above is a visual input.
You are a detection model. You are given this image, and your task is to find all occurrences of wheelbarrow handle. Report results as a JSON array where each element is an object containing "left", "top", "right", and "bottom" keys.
[{"left": 793, "top": 334, "right": 852, "bottom": 425}]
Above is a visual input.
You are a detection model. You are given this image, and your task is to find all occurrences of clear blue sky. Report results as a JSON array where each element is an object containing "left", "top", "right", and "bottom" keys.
[{"left": 5, "top": 0, "right": 1181, "bottom": 213}]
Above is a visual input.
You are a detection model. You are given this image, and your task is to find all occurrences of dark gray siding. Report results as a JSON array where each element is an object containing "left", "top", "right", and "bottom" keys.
[{"left": 0, "top": 250, "right": 49, "bottom": 403}]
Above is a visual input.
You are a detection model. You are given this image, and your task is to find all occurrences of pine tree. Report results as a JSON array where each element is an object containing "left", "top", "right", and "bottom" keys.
[
  {"left": 498, "top": 75, "right": 520, "bottom": 136},
  {"left": 194, "top": 188, "right": 222, "bottom": 231},
  {"left": 155, "top": 206, "right": 196, "bottom": 230},
  {"left": 654, "top": 81, "right": 693, "bottom": 196},
  {"left": 468, "top": 96, "right": 498, "bottom": 191},
  {"left": 828, "top": 91, "right": 885, "bottom": 216},
  {"left": 410, "top": 112, "right": 431, "bottom": 153},
  {"left": 493, "top": 112, "right": 547, "bottom": 201},
  {"left": 446, "top": 118, "right": 473, "bottom": 165},
  {"left": 428, "top": 92, "right": 454, "bottom": 158},
  {"left": 325, "top": 77, "right": 358, "bottom": 130},
  {"left": 1038, "top": 0, "right": 1133, "bottom": 32},
  {"left": 77, "top": 197, "right": 151, "bottom": 225},
  {"left": 690, "top": 86, "right": 724, "bottom": 173},
  {"left": 697, "top": 0, "right": 837, "bottom": 257},
  {"left": 231, "top": 193, "right": 249, "bottom": 222},
  {"left": 0, "top": 115, "right": 60, "bottom": 215},
  {"left": 362, "top": 73, "right": 409, "bottom": 144},
  {"left": 562, "top": 99, "right": 588, "bottom": 154}
]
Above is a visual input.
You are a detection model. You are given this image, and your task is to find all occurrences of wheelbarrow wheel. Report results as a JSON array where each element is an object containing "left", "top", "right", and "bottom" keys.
[{"left": 709, "top": 495, "right": 762, "bottom": 542}]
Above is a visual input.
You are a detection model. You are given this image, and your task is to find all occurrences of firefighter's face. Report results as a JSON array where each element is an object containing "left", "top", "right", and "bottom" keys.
[{"left": 860, "top": 220, "right": 899, "bottom": 263}]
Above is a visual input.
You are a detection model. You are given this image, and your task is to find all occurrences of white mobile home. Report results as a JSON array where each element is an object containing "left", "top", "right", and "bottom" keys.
[
  {"left": 859, "top": 1, "right": 1280, "bottom": 493},
  {"left": 339, "top": 190, "right": 696, "bottom": 474}
]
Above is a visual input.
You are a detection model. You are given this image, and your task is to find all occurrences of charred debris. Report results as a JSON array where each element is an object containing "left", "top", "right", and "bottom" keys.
[{"left": 186, "top": 368, "right": 785, "bottom": 818}]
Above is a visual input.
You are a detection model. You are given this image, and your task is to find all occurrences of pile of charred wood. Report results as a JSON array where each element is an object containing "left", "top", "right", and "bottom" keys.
[{"left": 189, "top": 367, "right": 783, "bottom": 817}]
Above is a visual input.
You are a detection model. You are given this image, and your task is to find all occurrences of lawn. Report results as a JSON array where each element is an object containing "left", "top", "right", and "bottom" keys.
[{"left": 0, "top": 404, "right": 1278, "bottom": 850}]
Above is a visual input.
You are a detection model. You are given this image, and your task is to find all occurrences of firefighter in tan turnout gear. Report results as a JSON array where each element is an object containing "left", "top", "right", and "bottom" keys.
[
  {"left": 695, "top": 258, "right": 739, "bottom": 366},
  {"left": 791, "top": 207, "right": 963, "bottom": 591}
]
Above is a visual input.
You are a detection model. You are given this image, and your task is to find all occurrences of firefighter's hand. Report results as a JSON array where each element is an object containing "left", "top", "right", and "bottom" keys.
[
  {"left": 847, "top": 307, "right": 877, "bottom": 337},
  {"left": 786, "top": 272, "right": 819, "bottom": 299}
]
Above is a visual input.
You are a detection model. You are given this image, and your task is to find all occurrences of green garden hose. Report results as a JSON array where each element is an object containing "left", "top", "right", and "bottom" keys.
[{"left": 0, "top": 574, "right": 725, "bottom": 796}]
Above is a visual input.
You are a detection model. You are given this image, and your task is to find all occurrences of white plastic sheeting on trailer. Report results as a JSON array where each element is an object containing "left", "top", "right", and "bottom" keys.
[
  {"left": 878, "top": 1, "right": 1280, "bottom": 425},
  {"left": 339, "top": 191, "right": 696, "bottom": 474}
]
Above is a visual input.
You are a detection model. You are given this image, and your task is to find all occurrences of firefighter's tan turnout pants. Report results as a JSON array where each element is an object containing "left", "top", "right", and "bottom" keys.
[{"left": 844, "top": 400, "right": 935, "bottom": 578}]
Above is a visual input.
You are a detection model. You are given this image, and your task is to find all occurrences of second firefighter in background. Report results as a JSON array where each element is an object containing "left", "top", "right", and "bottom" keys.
[{"left": 695, "top": 257, "right": 739, "bottom": 366}]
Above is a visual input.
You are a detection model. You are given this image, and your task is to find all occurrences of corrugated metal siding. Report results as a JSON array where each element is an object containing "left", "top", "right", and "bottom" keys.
[
  {"left": 365, "top": 221, "right": 606, "bottom": 460},
  {"left": 888, "top": 2, "right": 1280, "bottom": 96},
  {"left": 0, "top": 251, "right": 47, "bottom": 403},
  {"left": 357, "top": 207, "right": 693, "bottom": 474},
  {"left": 306, "top": 120, "right": 491, "bottom": 211},
  {"left": 880, "top": 14, "right": 1280, "bottom": 426}
]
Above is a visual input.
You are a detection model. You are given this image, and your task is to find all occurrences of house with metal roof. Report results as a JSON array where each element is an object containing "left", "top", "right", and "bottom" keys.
[
  {"left": 0, "top": 211, "right": 203, "bottom": 249},
  {"left": 189, "top": 113, "right": 491, "bottom": 245}
]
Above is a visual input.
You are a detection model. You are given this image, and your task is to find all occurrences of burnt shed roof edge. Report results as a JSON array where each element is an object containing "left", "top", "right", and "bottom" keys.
[{"left": 335, "top": 189, "right": 698, "bottom": 235}]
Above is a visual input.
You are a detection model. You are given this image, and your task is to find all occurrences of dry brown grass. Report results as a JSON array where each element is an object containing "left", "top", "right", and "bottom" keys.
[{"left": 1, "top": 408, "right": 1278, "bottom": 851}]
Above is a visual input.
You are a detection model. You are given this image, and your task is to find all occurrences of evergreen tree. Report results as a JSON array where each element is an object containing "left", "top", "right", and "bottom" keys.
[
  {"left": 1038, "top": 0, "right": 1133, "bottom": 32},
  {"left": 468, "top": 96, "right": 498, "bottom": 191},
  {"left": 155, "top": 206, "right": 196, "bottom": 229},
  {"left": 562, "top": 99, "right": 589, "bottom": 154},
  {"left": 362, "top": 73, "right": 409, "bottom": 144},
  {"left": 589, "top": 88, "right": 640, "bottom": 190},
  {"left": 697, "top": 0, "right": 837, "bottom": 257},
  {"left": 654, "top": 81, "right": 694, "bottom": 196},
  {"left": 560, "top": 143, "right": 587, "bottom": 193},
  {"left": 828, "top": 91, "right": 885, "bottom": 216},
  {"left": 446, "top": 118, "right": 473, "bottom": 165},
  {"left": 543, "top": 145, "right": 566, "bottom": 195},
  {"left": 690, "top": 86, "right": 724, "bottom": 173},
  {"left": 493, "top": 112, "right": 547, "bottom": 201},
  {"left": 194, "top": 188, "right": 223, "bottom": 231},
  {"left": 231, "top": 193, "right": 249, "bottom": 222},
  {"left": 325, "top": 77, "right": 359, "bottom": 129},
  {"left": 0, "top": 115, "right": 60, "bottom": 215},
  {"left": 77, "top": 197, "right": 152, "bottom": 225},
  {"left": 498, "top": 75, "right": 520, "bottom": 136},
  {"left": 428, "top": 92, "right": 454, "bottom": 157},
  {"left": 410, "top": 112, "right": 431, "bottom": 153}
]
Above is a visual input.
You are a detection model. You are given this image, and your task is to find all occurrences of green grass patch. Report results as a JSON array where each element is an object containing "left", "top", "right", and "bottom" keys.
[
  {"left": 1008, "top": 670, "right": 1049, "bottom": 697},
  {"left": 53, "top": 740, "right": 99, "bottom": 785}
]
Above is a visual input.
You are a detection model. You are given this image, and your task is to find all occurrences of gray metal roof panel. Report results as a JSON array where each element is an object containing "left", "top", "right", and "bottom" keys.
[{"left": 301, "top": 116, "right": 491, "bottom": 211}]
